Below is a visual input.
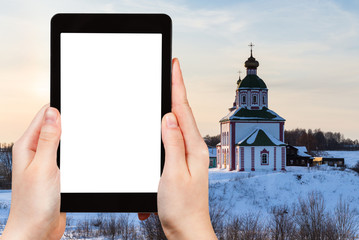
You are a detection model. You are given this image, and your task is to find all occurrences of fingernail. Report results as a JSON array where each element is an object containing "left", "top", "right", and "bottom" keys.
[
  {"left": 175, "top": 58, "right": 181, "bottom": 69},
  {"left": 166, "top": 114, "right": 178, "bottom": 128},
  {"left": 45, "top": 108, "right": 58, "bottom": 124}
]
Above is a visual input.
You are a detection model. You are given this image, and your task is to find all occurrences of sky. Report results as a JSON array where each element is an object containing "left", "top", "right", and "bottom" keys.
[{"left": 0, "top": 0, "right": 359, "bottom": 143}]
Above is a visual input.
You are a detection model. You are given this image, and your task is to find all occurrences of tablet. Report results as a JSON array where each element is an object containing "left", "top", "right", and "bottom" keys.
[{"left": 50, "top": 14, "right": 172, "bottom": 212}]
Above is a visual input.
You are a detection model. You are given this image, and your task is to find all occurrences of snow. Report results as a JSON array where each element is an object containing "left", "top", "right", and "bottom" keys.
[
  {"left": 221, "top": 107, "right": 285, "bottom": 121},
  {"left": 294, "top": 146, "right": 312, "bottom": 157},
  {"left": 294, "top": 146, "right": 308, "bottom": 153},
  {"left": 0, "top": 151, "right": 358, "bottom": 237},
  {"left": 220, "top": 109, "right": 237, "bottom": 121},
  {"left": 246, "top": 130, "right": 258, "bottom": 144},
  {"left": 0, "top": 191, "right": 10, "bottom": 219},
  {"left": 238, "top": 128, "right": 285, "bottom": 146},
  {"left": 266, "top": 109, "right": 285, "bottom": 121},
  {"left": 297, "top": 151, "right": 311, "bottom": 157},
  {"left": 208, "top": 166, "right": 359, "bottom": 218},
  {"left": 261, "top": 128, "right": 285, "bottom": 145}
]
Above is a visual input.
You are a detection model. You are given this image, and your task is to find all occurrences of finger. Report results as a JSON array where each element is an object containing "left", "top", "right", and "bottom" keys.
[
  {"left": 161, "top": 113, "right": 188, "bottom": 176},
  {"left": 32, "top": 107, "right": 61, "bottom": 169},
  {"left": 138, "top": 213, "right": 151, "bottom": 221},
  {"left": 12, "top": 104, "right": 50, "bottom": 171},
  {"left": 171, "top": 59, "right": 208, "bottom": 169}
]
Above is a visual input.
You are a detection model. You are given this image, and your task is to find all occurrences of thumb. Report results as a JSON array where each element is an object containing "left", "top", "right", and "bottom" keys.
[
  {"left": 33, "top": 107, "right": 61, "bottom": 167},
  {"left": 161, "top": 113, "right": 188, "bottom": 176}
]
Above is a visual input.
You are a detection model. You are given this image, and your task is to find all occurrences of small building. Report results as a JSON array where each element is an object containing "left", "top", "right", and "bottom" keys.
[
  {"left": 208, "top": 147, "right": 217, "bottom": 168},
  {"left": 313, "top": 157, "right": 345, "bottom": 167},
  {"left": 286, "top": 145, "right": 313, "bottom": 166}
]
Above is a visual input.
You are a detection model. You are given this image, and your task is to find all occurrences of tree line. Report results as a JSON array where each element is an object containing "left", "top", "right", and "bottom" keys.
[
  {"left": 285, "top": 128, "right": 359, "bottom": 153},
  {"left": 203, "top": 128, "right": 359, "bottom": 152},
  {"left": 0, "top": 143, "right": 13, "bottom": 189}
]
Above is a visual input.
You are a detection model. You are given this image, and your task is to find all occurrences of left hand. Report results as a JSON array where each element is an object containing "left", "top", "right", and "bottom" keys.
[{"left": 2, "top": 105, "right": 66, "bottom": 240}]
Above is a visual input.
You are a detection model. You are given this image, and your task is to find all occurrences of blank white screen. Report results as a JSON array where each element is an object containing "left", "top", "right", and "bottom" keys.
[{"left": 60, "top": 33, "right": 162, "bottom": 193}]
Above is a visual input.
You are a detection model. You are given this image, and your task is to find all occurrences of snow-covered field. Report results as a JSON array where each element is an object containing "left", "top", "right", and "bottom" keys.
[
  {"left": 0, "top": 151, "right": 357, "bottom": 238},
  {"left": 209, "top": 166, "right": 359, "bottom": 218},
  {"left": 208, "top": 150, "right": 359, "bottom": 218}
]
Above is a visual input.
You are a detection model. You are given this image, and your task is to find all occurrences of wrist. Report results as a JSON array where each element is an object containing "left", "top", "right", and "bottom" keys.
[
  {"left": 2, "top": 221, "right": 31, "bottom": 240},
  {"left": 164, "top": 218, "right": 217, "bottom": 240},
  {"left": 2, "top": 216, "right": 47, "bottom": 240}
]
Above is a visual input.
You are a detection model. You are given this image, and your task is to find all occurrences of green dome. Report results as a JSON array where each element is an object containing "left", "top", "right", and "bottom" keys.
[{"left": 238, "top": 74, "right": 267, "bottom": 89}]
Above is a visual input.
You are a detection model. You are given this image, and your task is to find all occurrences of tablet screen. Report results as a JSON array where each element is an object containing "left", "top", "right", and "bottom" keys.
[{"left": 60, "top": 33, "right": 162, "bottom": 193}]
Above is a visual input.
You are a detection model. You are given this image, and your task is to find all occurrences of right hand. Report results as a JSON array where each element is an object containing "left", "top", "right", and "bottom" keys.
[{"left": 157, "top": 59, "right": 217, "bottom": 239}]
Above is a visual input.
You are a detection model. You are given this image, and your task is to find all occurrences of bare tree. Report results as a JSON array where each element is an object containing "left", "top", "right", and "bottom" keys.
[
  {"left": 140, "top": 214, "right": 167, "bottom": 240},
  {"left": 103, "top": 215, "right": 118, "bottom": 240},
  {"left": 238, "top": 212, "right": 268, "bottom": 240},
  {"left": 222, "top": 216, "right": 241, "bottom": 240},
  {"left": 269, "top": 204, "right": 297, "bottom": 240},
  {"left": 0, "top": 143, "right": 13, "bottom": 188},
  {"left": 209, "top": 189, "right": 228, "bottom": 237},
  {"left": 117, "top": 213, "right": 138, "bottom": 240},
  {"left": 295, "top": 191, "right": 327, "bottom": 240},
  {"left": 334, "top": 196, "right": 358, "bottom": 239},
  {"left": 75, "top": 217, "right": 94, "bottom": 238}
]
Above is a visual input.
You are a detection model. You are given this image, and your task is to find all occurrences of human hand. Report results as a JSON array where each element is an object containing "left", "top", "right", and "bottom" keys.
[
  {"left": 156, "top": 59, "right": 216, "bottom": 239},
  {"left": 2, "top": 105, "right": 66, "bottom": 240}
]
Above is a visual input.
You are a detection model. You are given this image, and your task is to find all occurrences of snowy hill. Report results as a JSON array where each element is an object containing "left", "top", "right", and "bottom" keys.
[{"left": 209, "top": 166, "right": 359, "bottom": 218}]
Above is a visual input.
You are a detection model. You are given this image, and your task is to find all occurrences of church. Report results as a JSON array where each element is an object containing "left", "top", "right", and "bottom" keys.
[{"left": 216, "top": 44, "right": 287, "bottom": 171}]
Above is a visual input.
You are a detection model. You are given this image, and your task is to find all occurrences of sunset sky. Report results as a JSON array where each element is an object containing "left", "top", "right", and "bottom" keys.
[{"left": 1, "top": 0, "right": 359, "bottom": 143}]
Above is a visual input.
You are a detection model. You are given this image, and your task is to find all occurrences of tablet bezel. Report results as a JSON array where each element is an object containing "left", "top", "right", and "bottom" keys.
[{"left": 51, "top": 13, "right": 171, "bottom": 212}]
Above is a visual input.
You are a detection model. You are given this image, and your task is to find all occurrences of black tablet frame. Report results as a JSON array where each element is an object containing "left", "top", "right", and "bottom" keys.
[{"left": 51, "top": 13, "right": 172, "bottom": 212}]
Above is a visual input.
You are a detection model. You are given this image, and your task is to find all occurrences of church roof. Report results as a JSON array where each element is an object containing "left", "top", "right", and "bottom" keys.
[
  {"left": 220, "top": 107, "right": 285, "bottom": 122},
  {"left": 237, "top": 128, "right": 286, "bottom": 146},
  {"left": 238, "top": 74, "right": 267, "bottom": 89}
]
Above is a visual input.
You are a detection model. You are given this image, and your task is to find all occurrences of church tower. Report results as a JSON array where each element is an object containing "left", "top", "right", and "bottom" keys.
[
  {"left": 236, "top": 43, "right": 268, "bottom": 110},
  {"left": 217, "top": 43, "right": 286, "bottom": 171}
]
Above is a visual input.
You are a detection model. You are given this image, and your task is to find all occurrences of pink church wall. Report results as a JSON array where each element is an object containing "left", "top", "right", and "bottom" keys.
[{"left": 235, "top": 146, "right": 286, "bottom": 171}]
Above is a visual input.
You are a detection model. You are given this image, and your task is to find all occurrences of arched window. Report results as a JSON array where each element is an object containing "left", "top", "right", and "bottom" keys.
[
  {"left": 263, "top": 95, "right": 266, "bottom": 105},
  {"left": 242, "top": 95, "right": 246, "bottom": 104},
  {"left": 253, "top": 95, "right": 257, "bottom": 104},
  {"left": 260, "top": 149, "right": 269, "bottom": 165}
]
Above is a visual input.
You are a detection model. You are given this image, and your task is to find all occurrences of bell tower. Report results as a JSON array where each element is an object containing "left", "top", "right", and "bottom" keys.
[{"left": 235, "top": 43, "right": 268, "bottom": 110}]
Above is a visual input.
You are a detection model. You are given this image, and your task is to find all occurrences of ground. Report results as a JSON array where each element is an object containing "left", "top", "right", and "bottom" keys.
[
  {"left": 209, "top": 165, "right": 359, "bottom": 218},
  {"left": 209, "top": 150, "right": 359, "bottom": 218},
  {"left": 0, "top": 150, "right": 357, "bottom": 238}
]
